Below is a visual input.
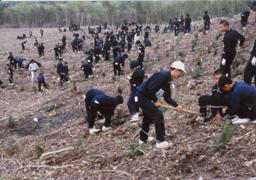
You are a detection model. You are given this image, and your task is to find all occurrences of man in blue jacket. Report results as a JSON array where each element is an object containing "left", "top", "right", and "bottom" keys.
[
  {"left": 113, "top": 54, "right": 128, "bottom": 76},
  {"left": 85, "top": 88, "right": 124, "bottom": 134},
  {"left": 135, "top": 61, "right": 186, "bottom": 149},
  {"left": 219, "top": 76, "right": 256, "bottom": 120}
]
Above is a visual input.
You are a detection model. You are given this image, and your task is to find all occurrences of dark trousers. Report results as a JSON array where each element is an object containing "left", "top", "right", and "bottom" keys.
[
  {"left": 113, "top": 63, "right": 121, "bottom": 76},
  {"left": 104, "top": 50, "right": 110, "bottom": 61},
  {"left": 204, "top": 22, "right": 210, "bottom": 31},
  {"left": 220, "top": 53, "right": 236, "bottom": 77},
  {"left": 244, "top": 58, "right": 256, "bottom": 86},
  {"left": 95, "top": 54, "right": 100, "bottom": 63},
  {"left": 136, "top": 92, "right": 165, "bottom": 142},
  {"left": 38, "top": 80, "right": 47, "bottom": 91},
  {"left": 199, "top": 94, "right": 225, "bottom": 117},
  {"left": 236, "top": 106, "right": 256, "bottom": 120},
  {"left": 127, "top": 90, "right": 139, "bottom": 115},
  {"left": 138, "top": 56, "right": 144, "bottom": 67},
  {"left": 9, "top": 73, "right": 13, "bottom": 84},
  {"left": 59, "top": 74, "right": 65, "bottom": 86},
  {"left": 174, "top": 27, "right": 179, "bottom": 36},
  {"left": 128, "top": 42, "right": 132, "bottom": 52}
]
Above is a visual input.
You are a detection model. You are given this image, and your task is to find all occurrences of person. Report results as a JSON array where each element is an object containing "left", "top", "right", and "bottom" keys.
[
  {"left": 103, "top": 37, "right": 111, "bottom": 61},
  {"left": 218, "top": 20, "right": 245, "bottom": 77},
  {"left": 81, "top": 61, "right": 93, "bottom": 79},
  {"left": 219, "top": 76, "right": 256, "bottom": 120},
  {"left": 112, "top": 41, "right": 121, "bottom": 59},
  {"left": 241, "top": 11, "right": 250, "bottom": 28},
  {"left": 143, "top": 31, "right": 151, "bottom": 47},
  {"left": 8, "top": 52, "right": 16, "bottom": 70},
  {"left": 154, "top": 25, "right": 160, "bottom": 33},
  {"left": 135, "top": 61, "right": 186, "bottom": 149},
  {"left": 56, "top": 59, "right": 65, "bottom": 87},
  {"left": 37, "top": 67, "right": 48, "bottom": 92},
  {"left": 38, "top": 43, "right": 45, "bottom": 57},
  {"left": 203, "top": 11, "right": 211, "bottom": 32},
  {"left": 136, "top": 40, "right": 145, "bottom": 67},
  {"left": 244, "top": 39, "right": 256, "bottom": 86},
  {"left": 198, "top": 69, "right": 226, "bottom": 123},
  {"left": 113, "top": 54, "right": 128, "bottom": 76},
  {"left": 28, "top": 59, "right": 39, "bottom": 86},
  {"left": 127, "top": 32, "right": 133, "bottom": 53},
  {"left": 54, "top": 44, "right": 62, "bottom": 60},
  {"left": 40, "top": 29, "right": 44, "bottom": 37},
  {"left": 15, "top": 56, "right": 26, "bottom": 69},
  {"left": 84, "top": 88, "right": 124, "bottom": 134},
  {"left": 180, "top": 16, "right": 184, "bottom": 32},
  {"left": 174, "top": 18, "right": 180, "bottom": 36},
  {"left": 184, "top": 14, "right": 192, "bottom": 33},
  {"left": 127, "top": 60, "right": 145, "bottom": 122},
  {"left": 6, "top": 64, "right": 14, "bottom": 85},
  {"left": 64, "top": 62, "right": 69, "bottom": 82},
  {"left": 21, "top": 41, "right": 26, "bottom": 52}
]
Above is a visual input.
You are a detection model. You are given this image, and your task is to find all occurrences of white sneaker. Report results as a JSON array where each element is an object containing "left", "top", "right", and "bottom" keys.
[
  {"left": 98, "top": 118, "right": 105, "bottom": 124},
  {"left": 130, "top": 113, "right": 139, "bottom": 122},
  {"left": 88, "top": 75, "right": 93, "bottom": 78},
  {"left": 102, "top": 126, "right": 112, "bottom": 132},
  {"left": 156, "top": 141, "right": 171, "bottom": 149},
  {"left": 89, "top": 127, "right": 100, "bottom": 135},
  {"left": 138, "top": 139, "right": 145, "bottom": 145},
  {"left": 231, "top": 117, "right": 250, "bottom": 124}
]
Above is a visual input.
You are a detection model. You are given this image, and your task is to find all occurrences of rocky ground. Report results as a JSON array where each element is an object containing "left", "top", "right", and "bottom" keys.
[{"left": 0, "top": 14, "right": 256, "bottom": 179}]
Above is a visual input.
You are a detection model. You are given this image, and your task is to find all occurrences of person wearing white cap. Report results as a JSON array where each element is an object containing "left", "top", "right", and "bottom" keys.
[{"left": 134, "top": 60, "right": 186, "bottom": 149}]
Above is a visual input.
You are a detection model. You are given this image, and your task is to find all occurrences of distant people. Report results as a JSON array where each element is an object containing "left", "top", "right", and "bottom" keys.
[
  {"left": 113, "top": 54, "right": 128, "bottom": 76},
  {"left": 143, "top": 31, "right": 151, "bottom": 47},
  {"left": 173, "top": 18, "right": 180, "bottom": 36},
  {"left": 81, "top": 60, "right": 93, "bottom": 79},
  {"left": 184, "top": 14, "right": 192, "bottom": 33},
  {"left": 54, "top": 43, "right": 62, "bottom": 60},
  {"left": 38, "top": 43, "right": 45, "bottom": 57},
  {"left": 203, "top": 11, "right": 211, "bottom": 32},
  {"left": 21, "top": 41, "right": 26, "bottom": 52},
  {"left": 6, "top": 64, "right": 14, "bottom": 86},
  {"left": 218, "top": 20, "right": 245, "bottom": 77},
  {"left": 136, "top": 40, "right": 145, "bottom": 67},
  {"left": 8, "top": 52, "right": 16, "bottom": 70},
  {"left": 64, "top": 62, "right": 69, "bottom": 82}
]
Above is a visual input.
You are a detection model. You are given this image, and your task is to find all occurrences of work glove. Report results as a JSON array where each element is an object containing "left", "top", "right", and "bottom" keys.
[
  {"left": 221, "top": 58, "right": 226, "bottom": 66},
  {"left": 251, "top": 56, "right": 256, "bottom": 66}
]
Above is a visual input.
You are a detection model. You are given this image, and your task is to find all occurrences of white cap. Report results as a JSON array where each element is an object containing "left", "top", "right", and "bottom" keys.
[{"left": 170, "top": 60, "right": 186, "bottom": 73}]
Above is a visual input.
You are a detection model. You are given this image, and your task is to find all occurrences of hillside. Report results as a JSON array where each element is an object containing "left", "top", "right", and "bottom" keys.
[{"left": 0, "top": 14, "right": 256, "bottom": 179}]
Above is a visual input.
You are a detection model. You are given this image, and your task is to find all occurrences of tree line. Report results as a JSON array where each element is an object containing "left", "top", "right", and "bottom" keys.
[{"left": 0, "top": 0, "right": 253, "bottom": 27}]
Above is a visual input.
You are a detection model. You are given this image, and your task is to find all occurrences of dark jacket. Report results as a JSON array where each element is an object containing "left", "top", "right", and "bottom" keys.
[
  {"left": 129, "top": 67, "right": 145, "bottom": 91},
  {"left": 225, "top": 82, "right": 256, "bottom": 115},
  {"left": 85, "top": 88, "right": 105, "bottom": 103},
  {"left": 57, "top": 63, "right": 65, "bottom": 75},
  {"left": 114, "top": 55, "right": 126, "bottom": 66},
  {"left": 136, "top": 70, "right": 178, "bottom": 107},
  {"left": 222, "top": 29, "right": 245, "bottom": 58},
  {"left": 91, "top": 95, "right": 119, "bottom": 115}
]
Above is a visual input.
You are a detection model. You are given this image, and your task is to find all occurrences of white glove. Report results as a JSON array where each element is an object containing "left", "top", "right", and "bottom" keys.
[
  {"left": 251, "top": 56, "right": 256, "bottom": 66},
  {"left": 221, "top": 58, "right": 226, "bottom": 66}
]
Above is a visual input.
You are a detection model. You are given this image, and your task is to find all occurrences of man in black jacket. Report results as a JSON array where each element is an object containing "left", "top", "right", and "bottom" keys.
[
  {"left": 244, "top": 39, "right": 256, "bottom": 86},
  {"left": 203, "top": 11, "right": 211, "bottom": 32},
  {"left": 135, "top": 61, "right": 186, "bottom": 149},
  {"left": 184, "top": 14, "right": 192, "bottom": 33},
  {"left": 136, "top": 40, "right": 145, "bottom": 67},
  {"left": 56, "top": 58, "right": 65, "bottom": 87},
  {"left": 241, "top": 11, "right": 250, "bottom": 28},
  {"left": 127, "top": 60, "right": 145, "bottom": 122},
  {"left": 219, "top": 20, "right": 245, "bottom": 77},
  {"left": 198, "top": 69, "right": 226, "bottom": 123},
  {"left": 85, "top": 88, "right": 123, "bottom": 134}
]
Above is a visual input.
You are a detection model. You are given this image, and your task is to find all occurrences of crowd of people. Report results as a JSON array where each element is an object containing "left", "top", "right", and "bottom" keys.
[{"left": 1, "top": 4, "right": 256, "bottom": 149}]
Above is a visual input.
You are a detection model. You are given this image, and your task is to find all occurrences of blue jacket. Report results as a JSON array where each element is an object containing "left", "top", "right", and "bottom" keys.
[
  {"left": 91, "top": 95, "right": 119, "bottom": 114},
  {"left": 114, "top": 55, "right": 126, "bottom": 66},
  {"left": 136, "top": 70, "right": 178, "bottom": 107},
  {"left": 225, "top": 82, "right": 256, "bottom": 115},
  {"left": 85, "top": 88, "right": 105, "bottom": 103}
]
